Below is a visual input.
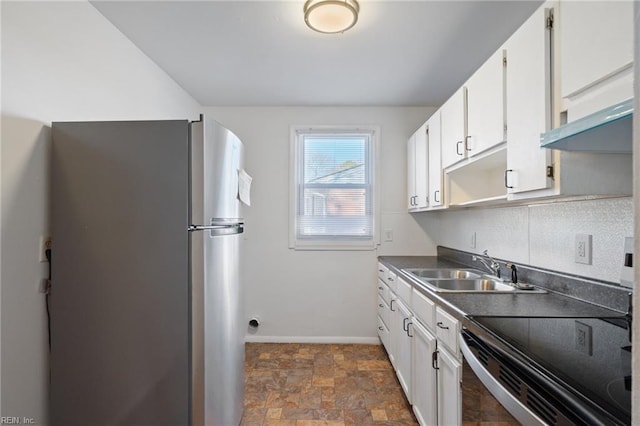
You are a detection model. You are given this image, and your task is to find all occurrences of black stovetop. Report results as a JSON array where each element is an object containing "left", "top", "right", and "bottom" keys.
[{"left": 471, "top": 315, "right": 631, "bottom": 425}]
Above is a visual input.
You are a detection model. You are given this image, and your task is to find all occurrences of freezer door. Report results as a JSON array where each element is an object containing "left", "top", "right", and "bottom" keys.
[
  {"left": 191, "top": 230, "right": 244, "bottom": 426},
  {"left": 190, "top": 117, "right": 244, "bottom": 225},
  {"left": 51, "top": 120, "right": 190, "bottom": 426}
]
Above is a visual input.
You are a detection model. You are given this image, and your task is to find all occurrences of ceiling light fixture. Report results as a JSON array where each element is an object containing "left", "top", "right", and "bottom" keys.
[{"left": 303, "top": 0, "right": 360, "bottom": 34}]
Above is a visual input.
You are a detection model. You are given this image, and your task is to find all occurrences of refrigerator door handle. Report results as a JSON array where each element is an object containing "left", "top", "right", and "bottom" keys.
[{"left": 188, "top": 223, "right": 244, "bottom": 236}]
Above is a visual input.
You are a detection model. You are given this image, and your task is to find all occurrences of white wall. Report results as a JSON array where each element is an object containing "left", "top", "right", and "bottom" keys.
[
  {"left": 434, "top": 196, "right": 633, "bottom": 283},
  {"left": 1, "top": 1, "right": 201, "bottom": 422},
  {"left": 206, "top": 106, "right": 438, "bottom": 343}
]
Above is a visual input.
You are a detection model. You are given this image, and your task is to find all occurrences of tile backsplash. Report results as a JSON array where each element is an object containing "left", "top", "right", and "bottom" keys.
[{"left": 434, "top": 197, "right": 633, "bottom": 285}]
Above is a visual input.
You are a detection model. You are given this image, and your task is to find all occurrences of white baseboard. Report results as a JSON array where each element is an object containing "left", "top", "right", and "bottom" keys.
[{"left": 245, "top": 335, "right": 381, "bottom": 345}]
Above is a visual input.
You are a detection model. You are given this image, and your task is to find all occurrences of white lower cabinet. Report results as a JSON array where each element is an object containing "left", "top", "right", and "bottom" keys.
[
  {"left": 376, "top": 270, "right": 462, "bottom": 425},
  {"left": 377, "top": 316, "right": 390, "bottom": 351},
  {"left": 436, "top": 345, "right": 462, "bottom": 426},
  {"left": 411, "top": 319, "right": 437, "bottom": 426},
  {"left": 395, "top": 300, "right": 413, "bottom": 403}
]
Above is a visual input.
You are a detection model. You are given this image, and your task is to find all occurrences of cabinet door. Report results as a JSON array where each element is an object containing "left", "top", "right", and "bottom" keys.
[
  {"left": 504, "top": 3, "right": 553, "bottom": 194},
  {"left": 440, "top": 87, "right": 466, "bottom": 169},
  {"left": 388, "top": 292, "right": 398, "bottom": 367},
  {"left": 395, "top": 301, "right": 413, "bottom": 403},
  {"left": 465, "top": 49, "right": 506, "bottom": 156},
  {"left": 407, "top": 133, "right": 417, "bottom": 210},
  {"left": 427, "top": 111, "right": 444, "bottom": 207},
  {"left": 437, "top": 347, "right": 461, "bottom": 426},
  {"left": 559, "top": 0, "right": 634, "bottom": 120},
  {"left": 412, "top": 320, "right": 437, "bottom": 426},
  {"left": 415, "top": 124, "right": 429, "bottom": 209}
]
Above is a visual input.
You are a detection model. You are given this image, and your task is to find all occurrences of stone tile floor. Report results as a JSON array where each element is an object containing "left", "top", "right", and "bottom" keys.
[{"left": 242, "top": 343, "right": 419, "bottom": 425}]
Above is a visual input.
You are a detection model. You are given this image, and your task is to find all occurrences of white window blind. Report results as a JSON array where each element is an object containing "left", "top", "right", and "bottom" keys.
[{"left": 290, "top": 127, "right": 377, "bottom": 250}]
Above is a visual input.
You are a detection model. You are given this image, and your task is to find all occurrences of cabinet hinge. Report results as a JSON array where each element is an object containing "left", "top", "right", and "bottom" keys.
[
  {"left": 546, "top": 165, "right": 554, "bottom": 179},
  {"left": 503, "top": 56, "right": 507, "bottom": 66},
  {"left": 503, "top": 124, "right": 508, "bottom": 132},
  {"left": 546, "top": 12, "right": 554, "bottom": 29}
]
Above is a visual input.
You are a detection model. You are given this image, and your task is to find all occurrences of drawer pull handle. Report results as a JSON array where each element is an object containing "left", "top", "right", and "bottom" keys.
[
  {"left": 436, "top": 321, "right": 449, "bottom": 330},
  {"left": 403, "top": 317, "right": 409, "bottom": 332},
  {"left": 390, "top": 300, "right": 396, "bottom": 312},
  {"left": 407, "top": 322, "right": 413, "bottom": 337},
  {"left": 378, "top": 326, "right": 384, "bottom": 331},
  {"left": 432, "top": 350, "right": 439, "bottom": 370},
  {"left": 387, "top": 277, "right": 394, "bottom": 281},
  {"left": 378, "top": 304, "right": 384, "bottom": 308},
  {"left": 378, "top": 269, "right": 384, "bottom": 272},
  {"left": 378, "top": 286, "right": 383, "bottom": 290}
]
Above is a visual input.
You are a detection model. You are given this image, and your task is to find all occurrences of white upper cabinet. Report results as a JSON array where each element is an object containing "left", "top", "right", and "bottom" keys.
[
  {"left": 407, "top": 133, "right": 417, "bottom": 210},
  {"left": 558, "top": 0, "right": 634, "bottom": 121},
  {"left": 504, "top": 2, "right": 554, "bottom": 194},
  {"left": 427, "top": 111, "right": 444, "bottom": 208},
  {"left": 465, "top": 49, "right": 506, "bottom": 157},
  {"left": 440, "top": 87, "right": 467, "bottom": 169},
  {"left": 407, "top": 124, "right": 429, "bottom": 211}
]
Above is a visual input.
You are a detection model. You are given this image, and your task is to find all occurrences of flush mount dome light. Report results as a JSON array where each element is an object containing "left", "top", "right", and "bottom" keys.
[{"left": 304, "top": 0, "right": 360, "bottom": 34}]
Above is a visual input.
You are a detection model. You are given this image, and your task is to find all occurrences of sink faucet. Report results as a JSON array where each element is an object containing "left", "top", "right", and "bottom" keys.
[{"left": 472, "top": 250, "right": 501, "bottom": 279}]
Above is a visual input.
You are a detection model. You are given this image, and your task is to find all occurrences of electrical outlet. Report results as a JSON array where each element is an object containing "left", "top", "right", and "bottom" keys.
[
  {"left": 470, "top": 232, "right": 477, "bottom": 249},
  {"left": 39, "top": 236, "right": 52, "bottom": 263},
  {"left": 575, "top": 321, "right": 592, "bottom": 355},
  {"left": 383, "top": 229, "right": 393, "bottom": 242},
  {"left": 574, "top": 234, "right": 592, "bottom": 265}
]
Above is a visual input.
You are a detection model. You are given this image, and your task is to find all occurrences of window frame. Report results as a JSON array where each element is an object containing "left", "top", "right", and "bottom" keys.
[{"left": 289, "top": 125, "right": 380, "bottom": 251}]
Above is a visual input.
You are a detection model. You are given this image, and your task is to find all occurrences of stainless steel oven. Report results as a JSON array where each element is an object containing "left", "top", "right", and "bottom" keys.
[{"left": 460, "top": 316, "right": 631, "bottom": 426}]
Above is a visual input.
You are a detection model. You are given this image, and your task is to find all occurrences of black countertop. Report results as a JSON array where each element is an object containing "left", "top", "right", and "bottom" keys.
[{"left": 378, "top": 256, "right": 625, "bottom": 320}]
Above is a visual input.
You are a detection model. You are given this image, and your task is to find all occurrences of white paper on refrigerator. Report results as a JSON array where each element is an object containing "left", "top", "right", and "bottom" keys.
[{"left": 238, "top": 169, "right": 252, "bottom": 206}]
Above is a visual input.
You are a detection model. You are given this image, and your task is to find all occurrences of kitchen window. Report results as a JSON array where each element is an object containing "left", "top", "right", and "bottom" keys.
[{"left": 289, "top": 126, "right": 379, "bottom": 250}]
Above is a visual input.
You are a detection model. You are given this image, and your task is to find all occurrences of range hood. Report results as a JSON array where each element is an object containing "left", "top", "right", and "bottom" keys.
[{"left": 540, "top": 99, "right": 633, "bottom": 153}]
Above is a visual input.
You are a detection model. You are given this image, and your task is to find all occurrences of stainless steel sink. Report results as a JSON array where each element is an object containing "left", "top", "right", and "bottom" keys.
[
  {"left": 403, "top": 268, "right": 483, "bottom": 280},
  {"left": 402, "top": 268, "right": 546, "bottom": 293},
  {"left": 428, "top": 278, "right": 517, "bottom": 292}
]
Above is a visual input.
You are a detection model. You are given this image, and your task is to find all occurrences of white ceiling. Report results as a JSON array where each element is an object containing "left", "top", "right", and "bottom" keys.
[{"left": 91, "top": 0, "right": 543, "bottom": 107}]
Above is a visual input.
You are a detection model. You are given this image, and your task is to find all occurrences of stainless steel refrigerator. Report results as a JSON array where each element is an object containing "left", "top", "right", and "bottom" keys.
[{"left": 51, "top": 116, "right": 246, "bottom": 426}]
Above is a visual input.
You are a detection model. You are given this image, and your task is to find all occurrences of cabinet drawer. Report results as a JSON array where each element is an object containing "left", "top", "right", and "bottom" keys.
[
  {"left": 377, "top": 316, "right": 390, "bottom": 352},
  {"left": 385, "top": 269, "right": 397, "bottom": 293},
  {"left": 412, "top": 289, "right": 435, "bottom": 331},
  {"left": 377, "top": 262, "right": 388, "bottom": 281},
  {"left": 377, "top": 295, "right": 390, "bottom": 327},
  {"left": 435, "top": 307, "right": 460, "bottom": 356},
  {"left": 396, "top": 277, "right": 412, "bottom": 304},
  {"left": 377, "top": 279, "right": 389, "bottom": 304}
]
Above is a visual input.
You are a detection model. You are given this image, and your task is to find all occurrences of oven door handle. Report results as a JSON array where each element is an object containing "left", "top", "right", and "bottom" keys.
[{"left": 459, "top": 332, "right": 547, "bottom": 426}]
